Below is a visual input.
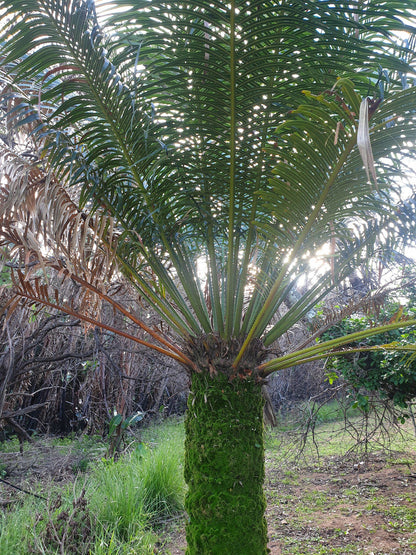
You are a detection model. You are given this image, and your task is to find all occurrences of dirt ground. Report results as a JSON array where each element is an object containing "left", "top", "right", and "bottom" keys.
[
  {"left": 162, "top": 451, "right": 416, "bottom": 554},
  {"left": 265, "top": 451, "right": 416, "bottom": 554},
  {"left": 1, "top": 439, "right": 416, "bottom": 554}
]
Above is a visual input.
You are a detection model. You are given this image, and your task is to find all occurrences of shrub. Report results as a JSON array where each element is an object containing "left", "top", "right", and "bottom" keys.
[{"left": 322, "top": 305, "right": 416, "bottom": 409}]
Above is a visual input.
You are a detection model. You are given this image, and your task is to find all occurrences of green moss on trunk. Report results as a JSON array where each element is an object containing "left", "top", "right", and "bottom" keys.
[{"left": 184, "top": 371, "right": 269, "bottom": 554}]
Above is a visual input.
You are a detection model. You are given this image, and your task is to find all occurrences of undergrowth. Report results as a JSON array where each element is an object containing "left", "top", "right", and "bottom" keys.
[{"left": 0, "top": 421, "right": 185, "bottom": 554}]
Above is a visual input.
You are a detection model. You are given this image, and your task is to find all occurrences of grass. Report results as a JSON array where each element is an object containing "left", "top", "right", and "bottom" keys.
[
  {"left": 0, "top": 420, "right": 185, "bottom": 554},
  {"left": 269, "top": 399, "right": 416, "bottom": 464},
  {"left": 385, "top": 506, "right": 416, "bottom": 532},
  {"left": 307, "top": 399, "right": 362, "bottom": 425},
  {"left": 263, "top": 400, "right": 416, "bottom": 554},
  {"left": 0, "top": 436, "right": 21, "bottom": 453},
  {"left": 0, "top": 498, "right": 38, "bottom": 554}
]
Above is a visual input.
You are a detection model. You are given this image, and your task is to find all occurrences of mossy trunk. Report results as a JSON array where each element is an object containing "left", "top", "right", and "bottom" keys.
[{"left": 184, "top": 370, "right": 269, "bottom": 554}]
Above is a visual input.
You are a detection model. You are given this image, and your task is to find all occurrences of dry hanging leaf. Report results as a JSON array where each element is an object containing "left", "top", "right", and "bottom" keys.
[{"left": 357, "top": 98, "right": 378, "bottom": 190}]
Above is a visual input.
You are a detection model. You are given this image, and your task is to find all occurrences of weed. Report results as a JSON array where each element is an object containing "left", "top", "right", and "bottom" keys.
[
  {"left": 314, "top": 400, "right": 361, "bottom": 424},
  {"left": 89, "top": 453, "right": 150, "bottom": 541},
  {"left": 0, "top": 437, "right": 22, "bottom": 453},
  {"left": 0, "top": 420, "right": 185, "bottom": 554},
  {"left": 0, "top": 462, "right": 7, "bottom": 477},
  {"left": 303, "top": 490, "right": 329, "bottom": 508},
  {"left": 386, "top": 506, "right": 416, "bottom": 532},
  {"left": 341, "top": 487, "right": 359, "bottom": 499},
  {"left": 365, "top": 498, "right": 379, "bottom": 511},
  {"left": 386, "top": 456, "right": 415, "bottom": 468},
  {"left": 92, "top": 528, "right": 156, "bottom": 554},
  {"left": 140, "top": 441, "right": 185, "bottom": 521},
  {"left": 31, "top": 488, "right": 93, "bottom": 555},
  {"left": 0, "top": 498, "right": 38, "bottom": 554},
  {"left": 88, "top": 422, "right": 185, "bottom": 546}
]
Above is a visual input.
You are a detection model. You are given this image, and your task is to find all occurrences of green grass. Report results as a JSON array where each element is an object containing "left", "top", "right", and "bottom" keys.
[
  {"left": 385, "top": 506, "right": 416, "bottom": 532},
  {"left": 89, "top": 455, "right": 151, "bottom": 542},
  {"left": 269, "top": 399, "right": 416, "bottom": 465},
  {"left": 91, "top": 529, "right": 157, "bottom": 555},
  {"left": 88, "top": 420, "right": 185, "bottom": 551},
  {"left": 264, "top": 414, "right": 416, "bottom": 554},
  {"left": 0, "top": 498, "right": 39, "bottom": 555},
  {"left": 311, "top": 399, "right": 362, "bottom": 424},
  {"left": 282, "top": 541, "right": 362, "bottom": 554},
  {"left": 271, "top": 411, "right": 416, "bottom": 463},
  {"left": 0, "top": 420, "right": 185, "bottom": 555},
  {"left": 0, "top": 437, "right": 21, "bottom": 453}
]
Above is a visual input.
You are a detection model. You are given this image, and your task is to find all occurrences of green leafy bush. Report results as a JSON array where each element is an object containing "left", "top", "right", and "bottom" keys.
[{"left": 322, "top": 305, "right": 416, "bottom": 409}]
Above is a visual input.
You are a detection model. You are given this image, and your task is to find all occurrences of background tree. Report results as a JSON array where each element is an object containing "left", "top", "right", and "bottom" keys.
[{"left": 2, "top": 1, "right": 416, "bottom": 553}]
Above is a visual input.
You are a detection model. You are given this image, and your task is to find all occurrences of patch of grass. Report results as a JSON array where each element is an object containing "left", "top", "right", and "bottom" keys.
[
  {"left": 88, "top": 431, "right": 185, "bottom": 547},
  {"left": 272, "top": 408, "right": 416, "bottom": 465},
  {"left": 0, "top": 437, "right": 22, "bottom": 453},
  {"left": 385, "top": 506, "right": 416, "bottom": 532},
  {"left": 140, "top": 417, "right": 185, "bottom": 446},
  {"left": 399, "top": 535, "right": 416, "bottom": 550},
  {"left": 365, "top": 497, "right": 380, "bottom": 511},
  {"left": 386, "top": 456, "right": 415, "bottom": 468},
  {"left": 72, "top": 457, "right": 89, "bottom": 473},
  {"left": 341, "top": 487, "right": 359, "bottom": 498},
  {"left": 89, "top": 454, "right": 150, "bottom": 541},
  {"left": 280, "top": 469, "right": 299, "bottom": 486},
  {"left": 0, "top": 485, "right": 93, "bottom": 554},
  {"left": 314, "top": 400, "right": 361, "bottom": 424},
  {"left": 0, "top": 498, "right": 39, "bottom": 554},
  {"left": 0, "top": 420, "right": 185, "bottom": 554},
  {"left": 91, "top": 528, "right": 156, "bottom": 555},
  {"left": 300, "top": 490, "right": 330, "bottom": 509},
  {"left": 264, "top": 417, "right": 416, "bottom": 555},
  {"left": 0, "top": 462, "right": 7, "bottom": 477},
  {"left": 53, "top": 434, "right": 107, "bottom": 460},
  {"left": 281, "top": 530, "right": 374, "bottom": 554},
  {"left": 281, "top": 536, "right": 362, "bottom": 554},
  {"left": 140, "top": 441, "right": 185, "bottom": 521}
]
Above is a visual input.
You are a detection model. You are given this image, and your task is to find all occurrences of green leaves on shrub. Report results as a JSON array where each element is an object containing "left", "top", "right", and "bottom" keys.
[{"left": 322, "top": 305, "right": 416, "bottom": 408}]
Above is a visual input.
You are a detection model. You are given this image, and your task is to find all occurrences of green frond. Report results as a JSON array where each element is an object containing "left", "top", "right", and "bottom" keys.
[
  {"left": 233, "top": 79, "right": 416, "bottom": 365},
  {"left": 260, "top": 316, "right": 416, "bottom": 375}
]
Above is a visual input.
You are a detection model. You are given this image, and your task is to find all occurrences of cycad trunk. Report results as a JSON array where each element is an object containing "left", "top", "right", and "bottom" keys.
[{"left": 184, "top": 335, "right": 269, "bottom": 554}]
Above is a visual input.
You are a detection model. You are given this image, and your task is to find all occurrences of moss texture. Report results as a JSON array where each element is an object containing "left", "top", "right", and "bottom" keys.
[{"left": 184, "top": 371, "right": 269, "bottom": 554}]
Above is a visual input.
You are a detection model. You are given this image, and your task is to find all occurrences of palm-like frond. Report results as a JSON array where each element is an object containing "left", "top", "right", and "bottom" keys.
[
  {"left": 1, "top": 0, "right": 416, "bottom": 369},
  {"left": 1, "top": 160, "right": 116, "bottom": 285},
  {"left": 0, "top": 151, "right": 196, "bottom": 365},
  {"left": 235, "top": 80, "right": 416, "bottom": 361}
]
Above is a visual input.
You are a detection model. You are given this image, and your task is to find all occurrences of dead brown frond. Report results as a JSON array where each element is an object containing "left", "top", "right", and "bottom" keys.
[
  {"left": 1, "top": 157, "right": 118, "bottom": 287},
  {"left": 2, "top": 266, "right": 193, "bottom": 368},
  {"left": 0, "top": 279, "right": 188, "bottom": 435},
  {"left": 0, "top": 125, "right": 193, "bottom": 369}
]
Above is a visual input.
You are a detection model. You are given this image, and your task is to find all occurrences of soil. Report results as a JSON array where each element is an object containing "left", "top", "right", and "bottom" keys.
[
  {"left": 1, "top": 439, "right": 416, "bottom": 554},
  {"left": 264, "top": 451, "right": 416, "bottom": 554},
  {"left": 162, "top": 451, "right": 416, "bottom": 554}
]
